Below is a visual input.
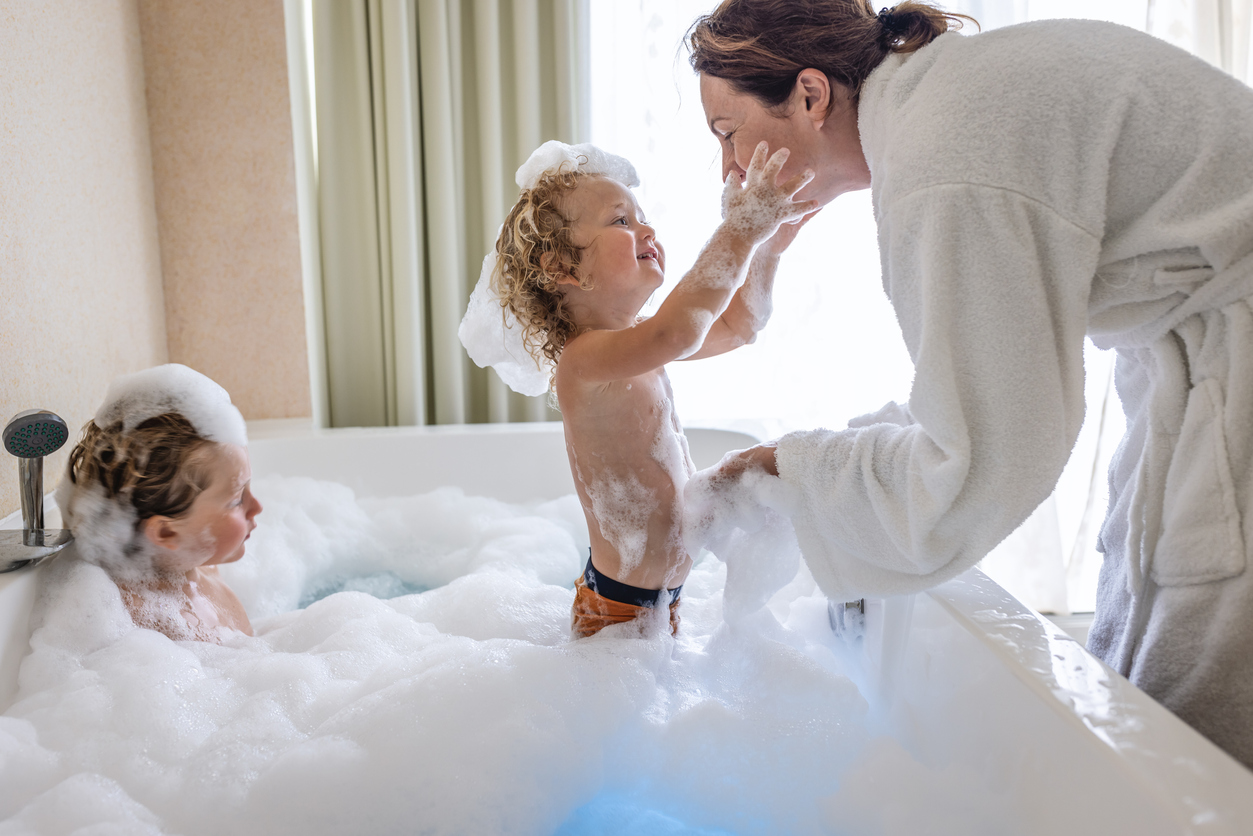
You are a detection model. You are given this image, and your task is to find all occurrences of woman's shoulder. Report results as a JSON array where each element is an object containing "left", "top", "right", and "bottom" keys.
[
  {"left": 866, "top": 20, "right": 1175, "bottom": 119},
  {"left": 872, "top": 18, "right": 1224, "bottom": 119},
  {"left": 860, "top": 20, "right": 1221, "bottom": 226}
]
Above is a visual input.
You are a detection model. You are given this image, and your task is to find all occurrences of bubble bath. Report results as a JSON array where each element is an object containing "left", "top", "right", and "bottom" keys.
[
  {"left": 1, "top": 476, "right": 896, "bottom": 836},
  {"left": 0, "top": 424, "right": 1248, "bottom": 835}
]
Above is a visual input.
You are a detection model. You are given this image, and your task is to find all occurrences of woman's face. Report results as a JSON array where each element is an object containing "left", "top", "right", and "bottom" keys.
[{"left": 699, "top": 72, "right": 870, "bottom": 206}]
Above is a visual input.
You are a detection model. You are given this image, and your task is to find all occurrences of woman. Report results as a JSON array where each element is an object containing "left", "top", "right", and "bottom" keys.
[{"left": 688, "top": 0, "right": 1253, "bottom": 767}]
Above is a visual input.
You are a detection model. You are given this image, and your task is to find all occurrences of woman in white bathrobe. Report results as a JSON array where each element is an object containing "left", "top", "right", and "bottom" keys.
[{"left": 688, "top": 0, "right": 1253, "bottom": 768}]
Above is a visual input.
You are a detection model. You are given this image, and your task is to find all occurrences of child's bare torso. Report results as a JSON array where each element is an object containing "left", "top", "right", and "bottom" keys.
[
  {"left": 117, "top": 566, "right": 253, "bottom": 642},
  {"left": 557, "top": 365, "right": 696, "bottom": 590}
]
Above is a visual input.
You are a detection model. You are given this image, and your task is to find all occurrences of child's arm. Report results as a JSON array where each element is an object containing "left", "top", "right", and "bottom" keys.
[
  {"left": 684, "top": 206, "right": 819, "bottom": 360},
  {"left": 558, "top": 143, "right": 816, "bottom": 383}
]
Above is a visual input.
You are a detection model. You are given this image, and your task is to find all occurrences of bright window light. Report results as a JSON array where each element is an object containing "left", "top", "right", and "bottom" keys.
[{"left": 587, "top": 1, "right": 1173, "bottom": 615}]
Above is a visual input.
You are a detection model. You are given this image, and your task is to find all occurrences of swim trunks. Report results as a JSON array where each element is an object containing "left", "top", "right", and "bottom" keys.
[{"left": 571, "top": 554, "right": 682, "bottom": 639}]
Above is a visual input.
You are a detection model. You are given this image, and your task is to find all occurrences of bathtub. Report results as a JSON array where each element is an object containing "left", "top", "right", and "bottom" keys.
[{"left": 1, "top": 421, "right": 1251, "bottom": 832}]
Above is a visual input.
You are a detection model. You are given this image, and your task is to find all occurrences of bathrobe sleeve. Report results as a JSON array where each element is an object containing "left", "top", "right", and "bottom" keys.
[{"left": 776, "top": 182, "right": 1103, "bottom": 600}]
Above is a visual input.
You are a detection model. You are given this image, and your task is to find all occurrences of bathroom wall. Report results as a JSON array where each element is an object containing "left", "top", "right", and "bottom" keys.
[
  {"left": 137, "top": 0, "right": 310, "bottom": 423},
  {"left": 0, "top": 0, "right": 168, "bottom": 521},
  {"left": 1, "top": 0, "right": 312, "bottom": 520}
]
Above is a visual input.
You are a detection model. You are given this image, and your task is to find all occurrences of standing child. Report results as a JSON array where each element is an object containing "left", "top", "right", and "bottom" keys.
[
  {"left": 460, "top": 141, "right": 815, "bottom": 637},
  {"left": 57, "top": 364, "right": 261, "bottom": 642}
]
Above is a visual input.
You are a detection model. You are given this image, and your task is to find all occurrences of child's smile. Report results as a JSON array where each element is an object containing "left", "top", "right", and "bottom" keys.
[{"left": 560, "top": 176, "right": 667, "bottom": 327}]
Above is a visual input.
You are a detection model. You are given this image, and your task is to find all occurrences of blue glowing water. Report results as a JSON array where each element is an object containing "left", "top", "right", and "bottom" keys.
[{"left": 556, "top": 791, "right": 739, "bottom": 836}]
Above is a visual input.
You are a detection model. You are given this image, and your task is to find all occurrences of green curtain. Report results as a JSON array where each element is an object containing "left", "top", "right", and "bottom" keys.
[{"left": 308, "top": 0, "right": 587, "bottom": 427}]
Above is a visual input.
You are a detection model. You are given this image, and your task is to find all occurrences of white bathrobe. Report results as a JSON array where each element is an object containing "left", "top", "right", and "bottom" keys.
[{"left": 774, "top": 20, "right": 1253, "bottom": 765}]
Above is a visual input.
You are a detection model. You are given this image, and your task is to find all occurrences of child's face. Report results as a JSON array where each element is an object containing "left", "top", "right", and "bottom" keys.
[
  {"left": 563, "top": 177, "right": 665, "bottom": 317},
  {"left": 152, "top": 443, "right": 262, "bottom": 573}
]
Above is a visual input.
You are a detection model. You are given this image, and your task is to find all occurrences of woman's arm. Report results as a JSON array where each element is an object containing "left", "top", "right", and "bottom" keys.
[
  {"left": 711, "top": 183, "right": 1102, "bottom": 600},
  {"left": 558, "top": 144, "right": 817, "bottom": 383}
]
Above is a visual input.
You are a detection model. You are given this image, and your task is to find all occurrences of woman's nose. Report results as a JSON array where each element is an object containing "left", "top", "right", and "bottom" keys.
[{"left": 721, "top": 148, "right": 745, "bottom": 183}]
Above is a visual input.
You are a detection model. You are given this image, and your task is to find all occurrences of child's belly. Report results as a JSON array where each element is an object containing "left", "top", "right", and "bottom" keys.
[{"left": 560, "top": 375, "right": 694, "bottom": 590}]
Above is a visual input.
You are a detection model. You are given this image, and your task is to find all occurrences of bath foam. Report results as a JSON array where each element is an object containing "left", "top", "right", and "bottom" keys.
[
  {"left": 3, "top": 476, "right": 1009, "bottom": 835},
  {"left": 54, "top": 480, "right": 150, "bottom": 577},
  {"left": 93, "top": 363, "right": 247, "bottom": 447},
  {"left": 582, "top": 468, "right": 655, "bottom": 577}
]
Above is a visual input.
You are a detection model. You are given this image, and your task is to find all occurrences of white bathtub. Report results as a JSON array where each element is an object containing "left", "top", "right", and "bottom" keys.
[{"left": 1, "top": 421, "right": 1251, "bottom": 832}]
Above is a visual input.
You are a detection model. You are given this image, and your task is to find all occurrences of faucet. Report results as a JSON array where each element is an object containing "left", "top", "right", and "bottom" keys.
[{"left": 1, "top": 410, "right": 73, "bottom": 572}]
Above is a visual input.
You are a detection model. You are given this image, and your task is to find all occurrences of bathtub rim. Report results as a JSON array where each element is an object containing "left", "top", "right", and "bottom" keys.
[{"left": 901, "top": 568, "right": 1253, "bottom": 829}]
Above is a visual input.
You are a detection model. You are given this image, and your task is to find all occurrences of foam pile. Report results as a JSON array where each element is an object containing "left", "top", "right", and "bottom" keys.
[
  {"left": 1, "top": 476, "right": 1005, "bottom": 835},
  {"left": 93, "top": 363, "right": 247, "bottom": 447}
]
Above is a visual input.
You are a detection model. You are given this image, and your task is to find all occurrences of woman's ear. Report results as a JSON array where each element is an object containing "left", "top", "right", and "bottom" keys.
[
  {"left": 795, "top": 68, "right": 833, "bottom": 130},
  {"left": 142, "top": 515, "right": 182, "bottom": 551}
]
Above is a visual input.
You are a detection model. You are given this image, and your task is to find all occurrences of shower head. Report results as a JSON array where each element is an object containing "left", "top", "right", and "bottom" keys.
[
  {"left": 4, "top": 410, "right": 69, "bottom": 459},
  {"left": 2, "top": 409, "right": 74, "bottom": 570}
]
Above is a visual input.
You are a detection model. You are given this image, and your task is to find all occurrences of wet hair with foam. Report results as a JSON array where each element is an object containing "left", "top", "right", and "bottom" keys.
[
  {"left": 55, "top": 364, "right": 246, "bottom": 575},
  {"left": 492, "top": 165, "right": 594, "bottom": 367}
]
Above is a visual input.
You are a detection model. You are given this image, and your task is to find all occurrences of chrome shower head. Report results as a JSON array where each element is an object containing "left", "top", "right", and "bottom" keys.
[
  {"left": 2, "top": 409, "right": 73, "bottom": 570},
  {"left": 4, "top": 410, "right": 69, "bottom": 459}
]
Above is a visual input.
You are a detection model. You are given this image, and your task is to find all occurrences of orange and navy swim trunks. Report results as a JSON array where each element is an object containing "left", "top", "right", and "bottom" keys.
[{"left": 571, "top": 555, "right": 682, "bottom": 639}]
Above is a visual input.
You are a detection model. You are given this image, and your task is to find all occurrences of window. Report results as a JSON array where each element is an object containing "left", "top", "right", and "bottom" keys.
[{"left": 588, "top": 0, "right": 1241, "bottom": 615}]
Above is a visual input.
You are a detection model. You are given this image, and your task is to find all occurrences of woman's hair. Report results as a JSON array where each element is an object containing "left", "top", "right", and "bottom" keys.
[
  {"left": 66, "top": 413, "right": 216, "bottom": 524},
  {"left": 686, "top": 1, "right": 976, "bottom": 106},
  {"left": 492, "top": 167, "right": 593, "bottom": 365}
]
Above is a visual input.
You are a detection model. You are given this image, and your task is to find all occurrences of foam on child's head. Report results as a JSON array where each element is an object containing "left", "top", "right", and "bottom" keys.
[
  {"left": 512, "top": 140, "right": 639, "bottom": 191},
  {"left": 56, "top": 364, "right": 246, "bottom": 578},
  {"left": 95, "top": 364, "right": 247, "bottom": 447},
  {"left": 458, "top": 142, "right": 640, "bottom": 397}
]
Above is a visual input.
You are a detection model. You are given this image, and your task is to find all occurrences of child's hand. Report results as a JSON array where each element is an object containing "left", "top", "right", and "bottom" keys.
[{"left": 720, "top": 142, "right": 818, "bottom": 245}]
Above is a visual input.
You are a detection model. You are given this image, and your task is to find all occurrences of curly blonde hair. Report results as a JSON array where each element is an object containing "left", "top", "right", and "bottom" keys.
[
  {"left": 491, "top": 167, "right": 596, "bottom": 365},
  {"left": 66, "top": 413, "right": 216, "bottom": 525}
]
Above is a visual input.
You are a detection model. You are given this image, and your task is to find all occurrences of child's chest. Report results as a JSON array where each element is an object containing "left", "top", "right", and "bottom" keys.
[
  {"left": 560, "top": 370, "right": 692, "bottom": 479},
  {"left": 565, "top": 369, "right": 679, "bottom": 431}
]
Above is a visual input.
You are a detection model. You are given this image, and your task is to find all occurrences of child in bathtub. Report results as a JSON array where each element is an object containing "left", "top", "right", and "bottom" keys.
[
  {"left": 57, "top": 364, "right": 261, "bottom": 643},
  {"left": 472, "top": 141, "right": 815, "bottom": 638}
]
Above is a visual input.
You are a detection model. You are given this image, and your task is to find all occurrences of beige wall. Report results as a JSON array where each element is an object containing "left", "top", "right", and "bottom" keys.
[
  {"left": 1, "top": 0, "right": 312, "bottom": 520},
  {"left": 0, "top": 0, "right": 168, "bottom": 520},
  {"left": 138, "top": 0, "right": 310, "bottom": 422}
]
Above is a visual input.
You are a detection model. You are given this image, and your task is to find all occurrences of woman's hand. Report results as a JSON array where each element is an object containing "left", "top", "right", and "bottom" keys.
[
  {"left": 682, "top": 441, "right": 781, "bottom": 556},
  {"left": 720, "top": 442, "right": 780, "bottom": 479}
]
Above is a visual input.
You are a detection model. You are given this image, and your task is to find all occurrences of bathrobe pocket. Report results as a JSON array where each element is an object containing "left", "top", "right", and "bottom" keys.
[{"left": 1152, "top": 378, "right": 1246, "bottom": 585}]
